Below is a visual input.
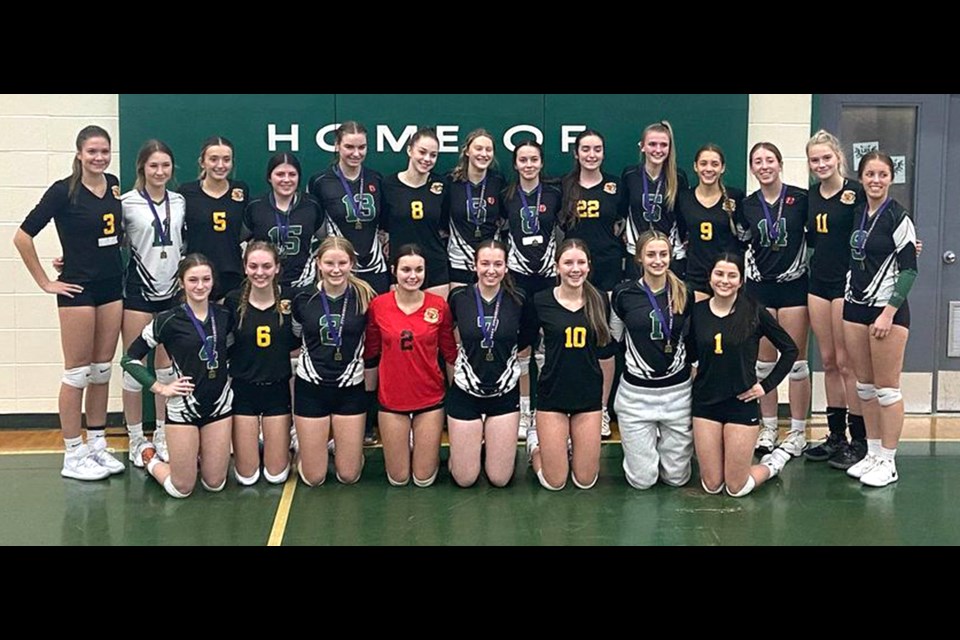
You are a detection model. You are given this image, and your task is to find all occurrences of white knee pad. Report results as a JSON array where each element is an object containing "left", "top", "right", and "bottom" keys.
[
  {"left": 789, "top": 360, "right": 810, "bottom": 381},
  {"left": 264, "top": 464, "right": 290, "bottom": 485},
  {"left": 201, "top": 477, "right": 227, "bottom": 492},
  {"left": 122, "top": 371, "right": 143, "bottom": 393},
  {"left": 62, "top": 366, "right": 91, "bottom": 390},
  {"left": 298, "top": 461, "right": 326, "bottom": 487},
  {"left": 856, "top": 382, "right": 877, "bottom": 402},
  {"left": 571, "top": 472, "right": 598, "bottom": 490},
  {"left": 88, "top": 362, "right": 112, "bottom": 385},
  {"left": 155, "top": 366, "right": 177, "bottom": 385},
  {"left": 412, "top": 467, "right": 439, "bottom": 488},
  {"left": 163, "top": 476, "right": 192, "bottom": 499},
  {"left": 876, "top": 387, "right": 903, "bottom": 407},
  {"left": 755, "top": 361, "right": 776, "bottom": 382},
  {"left": 725, "top": 475, "right": 756, "bottom": 498},
  {"left": 386, "top": 472, "right": 409, "bottom": 487},
  {"left": 701, "top": 478, "right": 725, "bottom": 495},
  {"left": 234, "top": 466, "right": 261, "bottom": 486},
  {"left": 519, "top": 355, "right": 531, "bottom": 376},
  {"left": 536, "top": 468, "right": 566, "bottom": 491}
]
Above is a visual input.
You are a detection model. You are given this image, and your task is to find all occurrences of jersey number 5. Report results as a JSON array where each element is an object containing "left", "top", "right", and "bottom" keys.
[{"left": 213, "top": 211, "right": 227, "bottom": 232}]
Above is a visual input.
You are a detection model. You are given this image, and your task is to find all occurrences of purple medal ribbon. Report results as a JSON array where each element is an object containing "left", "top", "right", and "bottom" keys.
[
  {"left": 334, "top": 166, "right": 365, "bottom": 223},
  {"left": 518, "top": 184, "right": 543, "bottom": 235},
  {"left": 320, "top": 285, "right": 350, "bottom": 361},
  {"left": 141, "top": 190, "right": 171, "bottom": 257},
  {"left": 758, "top": 185, "right": 787, "bottom": 244},
  {"left": 183, "top": 304, "right": 218, "bottom": 373},
  {"left": 474, "top": 285, "right": 503, "bottom": 359},
  {"left": 641, "top": 280, "right": 673, "bottom": 350}
]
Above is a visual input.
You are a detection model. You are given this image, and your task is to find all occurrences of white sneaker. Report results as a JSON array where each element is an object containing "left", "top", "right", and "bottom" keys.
[
  {"left": 61, "top": 445, "right": 111, "bottom": 481},
  {"left": 518, "top": 413, "right": 532, "bottom": 441},
  {"left": 129, "top": 436, "right": 147, "bottom": 468},
  {"left": 525, "top": 427, "right": 539, "bottom": 463},
  {"left": 847, "top": 453, "right": 880, "bottom": 479},
  {"left": 136, "top": 440, "right": 158, "bottom": 469},
  {"left": 760, "top": 448, "right": 791, "bottom": 478},
  {"left": 778, "top": 431, "right": 807, "bottom": 457},
  {"left": 152, "top": 425, "right": 170, "bottom": 462},
  {"left": 601, "top": 408, "right": 612, "bottom": 438},
  {"left": 756, "top": 425, "right": 778, "bottom": 454},
  {"left": 860, "top": 458, "right": 899, "bottom": 487},
  {"left": 88, "top": 437, "right": 125, "bottom": 475}
]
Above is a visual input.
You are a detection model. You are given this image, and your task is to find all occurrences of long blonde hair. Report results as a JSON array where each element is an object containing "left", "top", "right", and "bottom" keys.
[
  {"left": 315, "top": 236, "right": 376, "bottom": 314},
  {"left": 640, "top": 121, "right": 679, "bottom": 211},
  {"left": 806, "top": 129, "right": 848, "bottom": 180},
  {"left": 451, "top": 128, "right": 497, "bottom": 182},
  {"left": 635, "top": 230, "right": 687, "bottom": 315}
]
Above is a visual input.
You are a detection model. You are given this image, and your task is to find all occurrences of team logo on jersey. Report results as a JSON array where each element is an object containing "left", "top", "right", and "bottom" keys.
[
  {"left": 487, "top": 197, "right": 497, "bottom": 205},
  {"left": 430, "top": 182, "right": 444, "bottom": 195},
  {"left": 368, "top": 184, "right": 377, "bottom": 194},
  {"left": 722, "top": 198, "right": 737, "bottom": 213},
  {"left": 603, "top": 182, "right": 618, "bottom": 195},
  {"left": 231, "top": 188, "right": 246, "bottom": 202},
  {"left": 785, "top": 196, "right": 795, "bottom": 206},
  {"left": 111, "top": 186, "right": 121, "bottom": 199},
  {"left": 424, "top": 308, "right": 440, "bottom": 324},
  {"left": 841, "top": 190, "right": 856, "bottom": 205},
  {"left": 279, "top": 299, "right": 292, "bottom": 315}
]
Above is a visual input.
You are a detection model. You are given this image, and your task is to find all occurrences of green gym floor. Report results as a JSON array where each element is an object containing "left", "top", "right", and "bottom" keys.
[{"left": 2, "top": 429, "right": 960, "bottom": 546}]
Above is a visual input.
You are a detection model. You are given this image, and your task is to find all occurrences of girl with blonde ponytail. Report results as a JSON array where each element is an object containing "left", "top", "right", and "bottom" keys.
[
  {"left": 291, "top": 237, "right": 376, "bottom": 487},
  {"left": 610, "top": 231, "right": 696, "bottom": 490}
]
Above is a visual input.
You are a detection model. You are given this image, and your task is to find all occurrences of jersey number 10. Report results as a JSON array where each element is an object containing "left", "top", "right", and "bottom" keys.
[{"left": 565, "top": 326, "right": 587, "bottom": 349}]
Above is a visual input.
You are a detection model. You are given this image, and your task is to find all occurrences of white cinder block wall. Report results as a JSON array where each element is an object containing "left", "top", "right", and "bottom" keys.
[{"left": 0, "top": 94, "right": 122, "bottom": 416}]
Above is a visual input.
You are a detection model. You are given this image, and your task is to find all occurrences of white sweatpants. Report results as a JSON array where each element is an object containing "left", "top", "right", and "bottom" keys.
[{"left": 613, "top": 377, "right": 693, "bottom": 490}]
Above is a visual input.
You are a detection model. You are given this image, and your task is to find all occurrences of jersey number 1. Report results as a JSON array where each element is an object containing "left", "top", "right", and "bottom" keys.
[{"left": 714, "top": 333, "right": 723, "bottom": 355}]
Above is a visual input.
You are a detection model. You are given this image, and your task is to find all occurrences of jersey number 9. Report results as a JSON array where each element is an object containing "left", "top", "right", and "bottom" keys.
[
  {"left": 213, "top": 211, "right": 227, "bottom": 232},
  {"left": 700, "top": 222, "right": 713, "bottom": 241},
  {"left": 257, "top": 325, "right": 271, "bottom": 348}
]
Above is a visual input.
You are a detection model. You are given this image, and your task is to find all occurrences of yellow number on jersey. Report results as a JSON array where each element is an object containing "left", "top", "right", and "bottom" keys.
[
  {"left": 714, "top": 333, "right": 723, "bottom": 355},
  {"left": 816, "top": 213, "right": 828, "bottom": 234},
  {"left": 213, "top": 211, "right": 227, "bottom": 232},
  {"left": 411, "top": 201, "right": 424, "bottom": 220},
  {"left": 257, "top": 325, "right": 271, "bottom": 348},
  {"left": 565, "top": 326, "right": 587, "bottom": 349},
  {"left": 700, "top": 221, "right": 713, "bottom": 241},
  {"left": 577, "top": 200, "right": 600, "bottom": 219},
  {"left": 102, "top": 213, "right": 115, "bottom": 236}
]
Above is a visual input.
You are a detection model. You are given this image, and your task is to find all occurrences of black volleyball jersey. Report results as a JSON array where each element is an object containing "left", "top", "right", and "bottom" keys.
[
  {"left": 737, "top": 185, "right": 810, "bottom": 283},
  {"left": 533, "top": 288, "right": 610, "bottom": 405},
  {"left": 561, "top": 172, "right": 626, "bottom": 259},
  {"left": 502, "top": 182, "right": 563, "bottom": 277},
  {"left": 622, "top": 165, "right": 690, "bottom": 258},
  {"left": 677, "top": 187, "right": 746, "bottom": 285},
  {"left": 382, "top": 173, "right": 448, "bottom": 265},
  {"left": 180, "top": 180, "right": 249, "bottom": 278},
  {"left": 132, "top": 303, "right": 235, "bottom": 418},
  {"left": 448, "top": 285, "right": 538, "bottom": 398},
  {"left": 243, "top": 192, "right": 327, "bottom": 288},
  {"left": 808, "top": 180, "right": 864, "bottom": 286},
  {"left": 224, "top": 289, "right": 297, "bottom": 384},
  {"left": 845, "top": 199, "right": 917, "bottom": 308},
  {"left": 21, "top": 175, "right": 123, "bottom": 282},
  {"left": 690, "top": 299, "right": 798, "bottom": 406},
  {"left": 444, "top": 172, "right": 506, "bottom": 272},
  {"left": 292, "top": 284, "right": 368, "bottom": 388},
  {"left": 308, "top": 167, "right": 386, "bottom": 275},
  {"left": 610, "top": 280, "right": 695, "bottom": 387}
]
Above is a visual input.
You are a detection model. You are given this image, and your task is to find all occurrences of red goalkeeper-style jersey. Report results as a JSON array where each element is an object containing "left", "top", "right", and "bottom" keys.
[{"left": 365, "top": 291, "right": 458, "bottom": 412}]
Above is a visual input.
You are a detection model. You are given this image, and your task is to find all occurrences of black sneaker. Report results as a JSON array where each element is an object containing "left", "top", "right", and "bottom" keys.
[
  {"left": 828, "top": 439, "right": 867, "bottom": 470},
  {"left": 804, "top": 432, "right": 847, "bottom": 462}
]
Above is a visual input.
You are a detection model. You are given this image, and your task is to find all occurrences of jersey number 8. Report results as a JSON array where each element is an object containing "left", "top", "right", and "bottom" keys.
[{"left": 411, "top": 201, "right": 424, "bottom": 220}]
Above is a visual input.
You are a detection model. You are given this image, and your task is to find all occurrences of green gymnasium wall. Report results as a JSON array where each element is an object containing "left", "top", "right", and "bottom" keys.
[{"left": 119, "top": 94, "right": 749, "bottom": 191}]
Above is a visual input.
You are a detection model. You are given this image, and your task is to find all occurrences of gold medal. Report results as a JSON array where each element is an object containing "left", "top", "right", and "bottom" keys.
[
  {"left": 208, "top": 369, "right": 217, "bottom": 380},
  {"left": 334, "top": 350, "right": 343, "bottom": 362},
  {"left": 664, "top": 343, "right": 673, "bottom": 354},
  {"left": 475, "top": 227, "right": 482, "bottom": 239},
  {"left": 355, "top": 222, "right": 363, "bottom": 231},
  {"left": 485, "top": 350, "right": 495, "bottom": 362},
  {"left": 160, "top": 250, "right": 167, "bottom": 259}
]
